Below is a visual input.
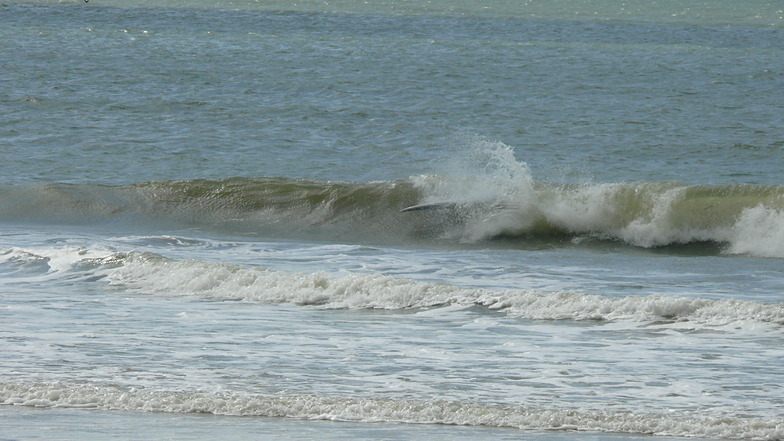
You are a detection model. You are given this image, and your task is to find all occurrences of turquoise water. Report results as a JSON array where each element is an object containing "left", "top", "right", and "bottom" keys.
[{"left": 1, "top": 1, "right": 783, "bottom": 439}]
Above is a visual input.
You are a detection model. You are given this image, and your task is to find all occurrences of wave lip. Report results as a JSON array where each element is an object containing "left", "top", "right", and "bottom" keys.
[
  {"left": 411, "top": 176, "right": 784, "bottom": 257},
  {"left": 2, "top": 381, "right": 782, "bottom": 440}
]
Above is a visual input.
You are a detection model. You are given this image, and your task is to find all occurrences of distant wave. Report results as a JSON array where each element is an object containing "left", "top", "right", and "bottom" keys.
[
  {"left": 1, "top": 381, "right": 781, "bottom": 440},
  {"left": 3, "top": 248, "right": 782, "bottom": 326},
  {"left": 1, "top": 175, "right": 783, "bottom": 257}
]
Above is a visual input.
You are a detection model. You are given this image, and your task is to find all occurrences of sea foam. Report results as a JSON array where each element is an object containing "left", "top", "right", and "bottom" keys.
[
  {"left": 1, "top": 247, "right": 772, "bottom": 326},
  {"left": 1, "top": 381, "right": 781, "bottom": 440},
  {"left": 3, "top": 246, "right": 782, "bottom": 325}
]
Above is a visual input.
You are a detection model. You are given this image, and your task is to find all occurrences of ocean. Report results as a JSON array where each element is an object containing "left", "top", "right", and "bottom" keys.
[{"left": 1, "top": 0, "right": 783, "bottom": 439}]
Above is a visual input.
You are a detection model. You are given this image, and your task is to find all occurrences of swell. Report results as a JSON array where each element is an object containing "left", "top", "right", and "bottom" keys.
[
  {"left": 1, "top": 177, "right": 783, "bottom": 257},
  {"left": 1, "top": 381, "right": 781, "bottom": 440},
  {"left": 0, "top": 177, "right": 419, "bottom": 240}
]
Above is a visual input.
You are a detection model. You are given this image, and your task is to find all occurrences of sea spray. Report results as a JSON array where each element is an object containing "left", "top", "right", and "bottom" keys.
[
  {"left": 411, "top": 140, "right": 784, "bottom": 255},
  {"left": 412, "top": 138, "right": 541, "bottom": 241},
  {"left": 727, "top": 205, "right": 784, "bottom": 258}
]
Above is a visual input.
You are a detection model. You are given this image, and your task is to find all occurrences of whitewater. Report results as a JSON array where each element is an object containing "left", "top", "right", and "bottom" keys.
[{"left": 2, "top": 0, "right": 783, "bottom": 440}]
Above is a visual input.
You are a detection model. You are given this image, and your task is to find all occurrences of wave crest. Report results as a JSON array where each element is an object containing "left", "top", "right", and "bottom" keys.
[
  {"left": 3, "top": 247, "right": 781, "bottom": 325},
  {"left": 1, "top": 171, "right": 783, "bottom": 257},
  {"left": 76, "top": 251, "right": 778, "bottom": 325}
]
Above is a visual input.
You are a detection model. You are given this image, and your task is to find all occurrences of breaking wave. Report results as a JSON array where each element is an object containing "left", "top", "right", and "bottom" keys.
[
  {"left": 1, "top": 144, "right": 782, "bottom": 257},
  {"left": 3, "top": 247, "right": 782, "bottom": 326},
  {"left": 106, "top": 253, "right": 784, "bottom": 325},
  {"left": 1, "top": 381, "right": 782, "bottom": 440}
]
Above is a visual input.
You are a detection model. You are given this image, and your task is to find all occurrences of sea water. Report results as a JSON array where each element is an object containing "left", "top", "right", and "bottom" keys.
[{"left": 1, "top": 0, "right": 783, "bottom": 439}]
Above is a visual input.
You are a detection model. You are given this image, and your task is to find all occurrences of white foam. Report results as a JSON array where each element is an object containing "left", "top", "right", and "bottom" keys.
[
  {"left": 4, "top": 245, "right": 782, "bottom": 325},
  {"left": 103, "top": 252, "right": 784, "bottom": 325},
  {"left": 727, "top": 204, "right": 784, "bottom": 258},
  {"left": 410, "top": 138, "right": 784, "bottom": 257},
  {"left": 1, "top": 381, "right": 781, "bottom": 440},
  {"left": 612, "top": 186, "right": 700, "bottom": 247},
  {"left": 0, "top": 246, "right": 115, "bottom": 272}
]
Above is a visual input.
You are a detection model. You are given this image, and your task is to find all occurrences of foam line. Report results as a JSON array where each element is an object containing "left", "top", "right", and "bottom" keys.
[{"left": 1, "top": 381, "right": 781, "bottom": 440}]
